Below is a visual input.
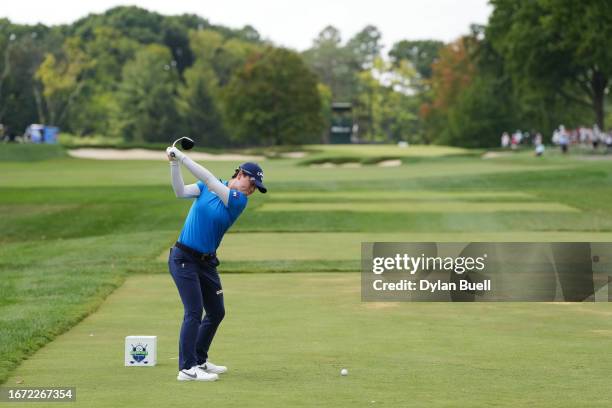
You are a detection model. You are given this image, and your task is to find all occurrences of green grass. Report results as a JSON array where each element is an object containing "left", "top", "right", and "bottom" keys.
[
  {"left": 298, "top": 144, "right": 483, "bottom": 166},
  {"left": 0, "top": 144, "right": 67, "bottom": 161},
  {"left": 3, "top": 274, "right": 612, "bottom": 407},
  {"left": 257, "top": 201, "right": 579, "bottom": 212},
  {"left": 308, "top": 143, "right": 475, "bottom": 157},
  {"left": 1, "top": 143, "right": 612, "bottom": 406}
]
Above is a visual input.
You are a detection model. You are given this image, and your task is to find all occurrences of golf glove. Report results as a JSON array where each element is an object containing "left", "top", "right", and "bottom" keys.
[{"left": 166, "top": 146, "right": 184, "bottom": 162}]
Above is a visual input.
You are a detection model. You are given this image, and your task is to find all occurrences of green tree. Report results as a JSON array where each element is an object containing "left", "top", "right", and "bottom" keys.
[
  {"left": 443, "top": 76, "right": 519, "bottom": 147},
  {"left": 487, "top": 0, "right": 612, "bottom": 129},
  {"left": 71, "top": 6, "right": 165, "bottom": 44},
  {"left": 35, "top": 37, "right": 93, "bottom": 126},
  {"left": 355, "top": 57, "right": 418, "bottom": 142},
  {"left": 421, "top": 37, "right": 477, "bottom": 144},
  {"left": 64, "top": 26, "right": 139, "bottom": 135},
  {"left": 317, "top": 83, "right": 333, "bottom": 143},
  {"left": 177, "top": 64, "right": 228, "bottom": 146},
  {"left": 302, "top": 26, "right": 356, "bottom": 102},
  {"left": 224, "top": 47, "right": 323, "bottom": 145},
  {"left": 0, "top": 21, "right": 61, "bottom": 131},
  {"left": 114, "top": 44, "right": 181, "bottom": 142},
  {"left": 388, "top": 40, "right": 444, "bottom": 81},
  {"left": 189, "top": 29, "right": 261, "bottom": 87},
  {"left": 346, "top": 25, "right": 383, "bottom": 70}
]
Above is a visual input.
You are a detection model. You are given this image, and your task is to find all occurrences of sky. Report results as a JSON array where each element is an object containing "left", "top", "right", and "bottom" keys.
[{"left": 2, "top": 0, "right": 492, "bottom": 51}]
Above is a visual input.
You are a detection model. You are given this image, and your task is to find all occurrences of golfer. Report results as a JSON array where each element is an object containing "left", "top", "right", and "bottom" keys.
[{"left": 165, "top": 145, "right": 267, "bottom": 381}]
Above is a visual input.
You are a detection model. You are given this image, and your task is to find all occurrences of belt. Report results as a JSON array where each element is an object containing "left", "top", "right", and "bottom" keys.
[{"left": 174, "top": 242, "right": 216, "bottom": 261}]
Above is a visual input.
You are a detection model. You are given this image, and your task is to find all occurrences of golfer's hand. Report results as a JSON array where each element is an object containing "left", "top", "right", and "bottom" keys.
[
  {"left": 166, "top": 146, "right": 183, "bottom": 162},
  {"left": 166, "top": 147, "right": 175, "bottom": 162}
]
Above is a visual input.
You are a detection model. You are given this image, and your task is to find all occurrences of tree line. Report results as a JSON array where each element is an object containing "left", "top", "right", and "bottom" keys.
[{"left": 0, "top": 2, "right": 610, "bottom": 147}]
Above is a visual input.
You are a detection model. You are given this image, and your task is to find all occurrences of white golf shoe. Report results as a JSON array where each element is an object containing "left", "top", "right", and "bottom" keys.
[
  {"left": 198, "top": 360, "right": 228, "bottom": 374},
  {"left": 177, "top": 366, "right": 218, "bottom": 381}
]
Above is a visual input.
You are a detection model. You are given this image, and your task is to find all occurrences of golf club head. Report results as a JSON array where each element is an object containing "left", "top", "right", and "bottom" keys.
[
  {"left": 170, "top": 137, "right": 195, "bottom": 158},
  {"left": 179, "top": 137, "right": 195, "bottom": 151}
]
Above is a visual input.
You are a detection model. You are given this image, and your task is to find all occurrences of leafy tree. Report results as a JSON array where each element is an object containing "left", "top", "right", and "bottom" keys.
[
  {"left": 71, "top": 6, "right": 165, "bottom": 44},
  {"left": 189, "top": 29, "right": 261, "bottom": 87},
  {"left": 224, "top": 47, "right": 323, "bottom": 145},
  {"left": 355, "top": 60, "right": 383, "bottom": 140},
  {"left": 63, "top": 26, "right": 139, "bottom": 135},
  {"left": 0, "top": 20, "right": 61, "bottom": 131},
  {"left": 317, "top": 83, "right": 333, "bottom": 143},
  {"left": 388, "top": 40, "right": 444, "bottom": 80},
  {"left": 114, "top": 44, "right": 181, "bottom": 142},
  {"left": 160, "top": 17, "right": 194, "bottom": 74},
  {"left": 346, "top": 25, "right": 383, "bottom": 70},
  {"left": 420, "top": 37, "right": 476, "bottom": 144},
  {"left": 35, "top": 37, "right": 93, "bottom": 126},
  {"left": 422, "top": 28, "right": 522, "bottom": 147},
  {"left": 443, "top": 76, "right": 518, "bottom": 147},
  {"left": 355, "top": 57, "right": 418, "bottom": 142},
  {"left": 302, "top": 26, "right": 356, "bottom": 102},
  {"left": 487, "top": 0, "right": 612, "bottom": 129},
  {"left": 177, "top": 63, "right": 228, "bottom": 147},
  {"left": 236, "top": 25, "right": 261, "bottom": 42},
  {"left": 379, "top": 60, "right": 420, "bottom": 142}
]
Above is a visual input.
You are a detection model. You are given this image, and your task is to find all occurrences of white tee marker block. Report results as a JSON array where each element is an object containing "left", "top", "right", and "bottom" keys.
[{"left": 125, "top": 336, "right": 157, "bottom": 367}]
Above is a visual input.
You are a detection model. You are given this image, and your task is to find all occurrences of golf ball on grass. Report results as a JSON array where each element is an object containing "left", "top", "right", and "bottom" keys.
[{"left": 340, "top": 368, "right": 348, "bottom": 376}]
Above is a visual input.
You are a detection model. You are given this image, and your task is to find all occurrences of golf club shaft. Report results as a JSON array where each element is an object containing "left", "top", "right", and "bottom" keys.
[{"left": 170, "top": 138, "right": 180, "bottom": 158}]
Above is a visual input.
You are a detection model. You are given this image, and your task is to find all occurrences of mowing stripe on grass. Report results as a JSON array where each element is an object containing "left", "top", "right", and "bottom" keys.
[
  {"left": 267, "top": 191, "right": 536, "bottom": 202},
  {"left": 256, "top": 202, "right": 579, "bottom": 213},
  {"left": 214, "top": 232, "right": 612, "bottom": 261}
]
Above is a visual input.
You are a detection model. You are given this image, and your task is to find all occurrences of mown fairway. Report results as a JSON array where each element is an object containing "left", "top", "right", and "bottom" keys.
[{"left": 1, "top": 144, "right": 612, "bottom": 406}]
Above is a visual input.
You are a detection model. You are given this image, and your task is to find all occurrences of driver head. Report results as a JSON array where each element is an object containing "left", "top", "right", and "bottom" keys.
[{"left": 172, "top": 137, "right": 195, "bottom": 150}]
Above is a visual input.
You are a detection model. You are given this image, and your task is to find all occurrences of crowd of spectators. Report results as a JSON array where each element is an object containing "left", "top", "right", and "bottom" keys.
[{"left": 501, "top": 125, "right": 612, "bottom": 156}]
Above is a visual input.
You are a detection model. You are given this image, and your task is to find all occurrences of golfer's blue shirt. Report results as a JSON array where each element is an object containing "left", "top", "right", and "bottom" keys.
[{"left": 178, "top": 181, "right": 248, "bottom": 253}]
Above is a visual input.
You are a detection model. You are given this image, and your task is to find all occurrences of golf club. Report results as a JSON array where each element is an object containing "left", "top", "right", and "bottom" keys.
[{"left": 169, "top": 137, "right": 195, "bottom": 158}]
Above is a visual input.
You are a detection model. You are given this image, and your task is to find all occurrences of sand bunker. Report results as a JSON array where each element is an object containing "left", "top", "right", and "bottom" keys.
[
  {"left": 68, "top": 148, "right": 265, "bottom": 161},
  {"left": 280, "top": 151, "right": 307, "bottom": 158},
  {"left": 482, "top": 151, "right": 515, "bottom": 159},
  {"left": 377, "top": 159, "right": 402, "bottom": 167}
]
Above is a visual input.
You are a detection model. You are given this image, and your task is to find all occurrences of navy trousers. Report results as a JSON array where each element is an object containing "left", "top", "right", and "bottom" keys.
[{"left": 168, "top": 246, "right": 225, "bottom": 370}]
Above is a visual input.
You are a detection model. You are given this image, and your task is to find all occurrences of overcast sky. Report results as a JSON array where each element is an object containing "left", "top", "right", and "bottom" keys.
[{"left": 2, "top": 0, "right": 492, "bottom": 51}]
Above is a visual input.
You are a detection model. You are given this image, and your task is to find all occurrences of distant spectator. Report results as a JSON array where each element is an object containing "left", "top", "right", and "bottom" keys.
[
  {"left": 534, "top": 132, "right": 543, "bottom": 146},
  {"left": 535, "top": 143, "right": 545, "bottom": 157},
  {"left": 592, "top": 124, "right": 601, "bottom": 149},
  {"left": 552, "top": 128, "right": 560, "bottom": 145},
  {"left": 534, "top": 131, "right": 544, "bottom": 156},
  {"left": 513, "top": 129, "right": 523, "bottom": 145},
  {"left": 558, "top": 125, "right": 569, "bottom": 154},
  {"left": 569, "top": 128, "right": 579, "bottom": 144},
  {"left": 501, "top": 132, "right": 510, "bottom": 148},
  {"left": 24, "top": 124, "right": 44, "bottom": 143},
  {"left": 511, "top": 130, "right": 521, "bottom": 150},
  {"left": 524, "top": 131, "right": 531, "bottom": 145}
]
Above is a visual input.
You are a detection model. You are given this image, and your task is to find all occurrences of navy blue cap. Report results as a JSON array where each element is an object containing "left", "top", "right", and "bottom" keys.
[{"left": 238, "top": 162, "right": 267, "bottom": 193}]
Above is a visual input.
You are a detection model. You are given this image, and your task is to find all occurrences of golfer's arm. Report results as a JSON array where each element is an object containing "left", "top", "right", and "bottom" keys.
[
  {"left": 170, "top": 162, "right": 201, "bottom": 198},
  {"left": 178, "top": 155, "right": 230, "bottom": 205}
]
